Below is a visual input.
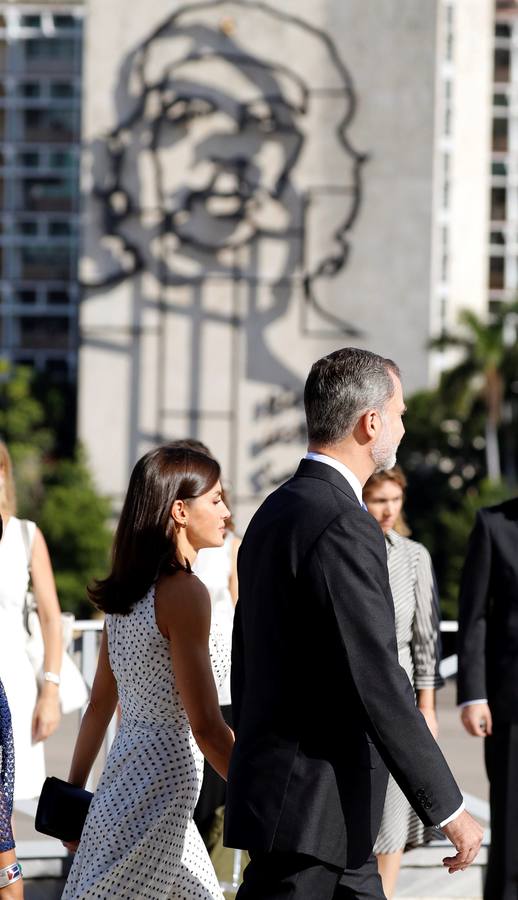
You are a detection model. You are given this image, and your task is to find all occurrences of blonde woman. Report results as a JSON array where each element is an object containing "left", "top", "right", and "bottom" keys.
[
  {"left": 363, "top": 466, "right": 443, "bottom": 899},
  {"left": 0, "top": 441, "right": 62, "bottom": 801}
]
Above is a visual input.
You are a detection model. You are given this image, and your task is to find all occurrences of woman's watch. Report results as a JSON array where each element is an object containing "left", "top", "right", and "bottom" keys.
[{"left": 43, "top": 671, "right": 61, "bottom": 686}]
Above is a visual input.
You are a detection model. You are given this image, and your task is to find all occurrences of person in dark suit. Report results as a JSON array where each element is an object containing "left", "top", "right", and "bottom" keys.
[
  {"left": 457, "top": 499, "right": 518, "bottom": 899},
  {"left": 224, "top": 347, "right": 483, "bottom": 899}
]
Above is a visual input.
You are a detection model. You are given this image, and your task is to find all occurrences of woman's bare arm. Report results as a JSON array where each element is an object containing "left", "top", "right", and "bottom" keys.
[
  {"left": 31, "top": 527, "right": 62, "bottom": 742},
  {"left": 156, "top": 572, "right": 234, "bottom": 779},
  {"left": 67, "top": 626, "right": 118, "bottom": 788}
]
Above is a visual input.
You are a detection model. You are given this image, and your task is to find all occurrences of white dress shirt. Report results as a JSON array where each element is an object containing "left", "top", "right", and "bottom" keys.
[
  {"left": 305, "top": 452, "right": 363, "bottom": 505},
  {"left": 303, "top": 452, "right": 464, "bottom": 829}
]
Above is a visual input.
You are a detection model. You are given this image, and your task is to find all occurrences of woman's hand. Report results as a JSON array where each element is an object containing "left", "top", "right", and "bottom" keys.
[
  {"left": 419, "top": 706, "right": 438, "bottom": 739},
  {"left": 62, "top": 840, "right": 80, "bottom": 853},
  {"left": 0, "top": 877, "right": 24, "bottom": 899},
  {"left": 32, "top": 685, "right": 61, "bottom": 742}
]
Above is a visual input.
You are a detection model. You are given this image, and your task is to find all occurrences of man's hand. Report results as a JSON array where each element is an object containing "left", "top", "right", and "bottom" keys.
[
  {"left": 460, "top": 703, "right": 492, "bottom": 737},
  {"left": 441, "top": 810, "right": 484, "bottom": 873}
]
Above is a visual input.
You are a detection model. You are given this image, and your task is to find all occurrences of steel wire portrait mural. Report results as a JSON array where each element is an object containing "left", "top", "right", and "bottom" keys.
[{"left": 81, "top": 0, "right": 367, "bottom": 509}]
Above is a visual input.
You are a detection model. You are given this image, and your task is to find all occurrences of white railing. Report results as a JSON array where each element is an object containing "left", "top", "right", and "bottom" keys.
[
  {"left": 73, "top": 619, "right": 461, "bottom": 778},
  {"left": 439, "top": 619, "right": 458, "bottom": 680}
]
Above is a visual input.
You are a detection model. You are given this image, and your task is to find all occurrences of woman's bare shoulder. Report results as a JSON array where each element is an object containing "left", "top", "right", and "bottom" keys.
[{"left": 155, "top": 570, "right": 210, "bottom": 637}]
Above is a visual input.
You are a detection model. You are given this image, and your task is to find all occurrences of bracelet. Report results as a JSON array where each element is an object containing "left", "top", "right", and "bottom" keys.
[
  {"left": 0, "top": 862, "right": 22, "bottom": 888},
  {"left": 43, "top": 671, "right": 61, "bottom": 686}
]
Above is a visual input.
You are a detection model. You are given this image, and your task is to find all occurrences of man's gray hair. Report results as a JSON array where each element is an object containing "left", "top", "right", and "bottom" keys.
[{"left": 304, "top": 347, "right": 400, "bottom": 445}]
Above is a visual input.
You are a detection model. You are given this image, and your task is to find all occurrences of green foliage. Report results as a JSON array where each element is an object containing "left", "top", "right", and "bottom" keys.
[
  {"left": 0, "top": 361, "right": 112, "bottom": 617},
  {"left": 36, "top": 452, "right": 112, "bottom": 616},
  {"left": 437, "top": 481, "right": 511, "bottom": 618},
  {"left": 402, "top": 300, "right": 518, "bottom": 618}
]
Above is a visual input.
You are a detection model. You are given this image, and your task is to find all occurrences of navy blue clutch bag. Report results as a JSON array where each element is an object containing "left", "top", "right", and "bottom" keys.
[{"left": 35, "top": 776, "right": 93, "bottom": 842}]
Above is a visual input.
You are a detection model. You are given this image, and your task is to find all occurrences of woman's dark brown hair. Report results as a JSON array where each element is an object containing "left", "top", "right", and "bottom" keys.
[
  {"left": 363, "top": 465, "right": 411, "bottom": 537},
  {"left": 168, "top": 438, "right": 235, "bottom": 533},
  {"left": 89, "top": 446, "right": 220, "bottom": 615}
]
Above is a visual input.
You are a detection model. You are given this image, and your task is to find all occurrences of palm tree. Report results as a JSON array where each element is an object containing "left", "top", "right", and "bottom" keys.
[{"left": 430, "top": 302, "right": 518, "bottom": 483}]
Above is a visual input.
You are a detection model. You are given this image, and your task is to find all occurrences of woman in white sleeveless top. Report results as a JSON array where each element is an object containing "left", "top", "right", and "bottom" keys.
[
  {"left": 0, "top": 441, "right": 62, "bottom": 801},
  {"left": 193, "top": 530, "right": 240, "bottom": 840},
  {"left": 168, "top": 440, "right": 240, "bottom": 846},
  {"left": 62, "top": 446, "right": 234, "bottom": 900}
]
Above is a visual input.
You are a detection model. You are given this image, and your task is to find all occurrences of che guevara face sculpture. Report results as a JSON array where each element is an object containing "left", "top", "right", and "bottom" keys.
[{"left": 83, "top": 0, "right": 366, "bottom": 337}]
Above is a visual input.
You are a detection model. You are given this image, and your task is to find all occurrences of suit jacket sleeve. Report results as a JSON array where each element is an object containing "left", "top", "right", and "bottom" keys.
[
  {"left": 309, "top": 509, "right": 462, "bottom": 826},
  {"left": 457, "top": 510, "right": 492, "bottom": 705}
]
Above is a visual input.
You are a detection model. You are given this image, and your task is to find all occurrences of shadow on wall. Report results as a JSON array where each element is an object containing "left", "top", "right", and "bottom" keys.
[{"left": 80, "top": 0, "right": 368, "bottom": 499}]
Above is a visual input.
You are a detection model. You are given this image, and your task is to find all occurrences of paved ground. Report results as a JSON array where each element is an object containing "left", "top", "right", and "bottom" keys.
[{"left": 15, "top": 678, "right": 490, "bottom": 897}]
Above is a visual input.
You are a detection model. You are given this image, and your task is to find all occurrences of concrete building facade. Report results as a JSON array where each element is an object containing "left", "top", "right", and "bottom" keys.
[{"left": 78, "top": 0, "right": 495, "bottom": 528}]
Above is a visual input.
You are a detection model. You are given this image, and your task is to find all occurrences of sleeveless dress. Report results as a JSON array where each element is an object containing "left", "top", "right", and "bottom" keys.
[
  {"left": 0, "top": 517, "right": 46, "bottom": 800},
  {"left": 0, "top": 678, "right": 15, "bottom": 852},
  {"left": 63, "top": 584, "right": 229, "bottom": 900}
]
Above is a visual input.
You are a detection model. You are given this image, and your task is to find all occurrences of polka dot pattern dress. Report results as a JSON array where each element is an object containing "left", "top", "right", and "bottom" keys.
[{"left": 63, "top": 584, "right": 229, "bottom": 900}]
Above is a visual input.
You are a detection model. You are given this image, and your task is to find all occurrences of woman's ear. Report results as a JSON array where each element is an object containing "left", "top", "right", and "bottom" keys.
[{"left": 171, "top": 499, "right": 188, "bottom": 529}]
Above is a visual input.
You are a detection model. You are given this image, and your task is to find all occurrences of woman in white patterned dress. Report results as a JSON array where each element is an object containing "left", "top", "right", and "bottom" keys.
[
  {"left": 62, "top": 446, "right": 234, "bottom": 900},
  {"left": 364, "top": 467, "right": 443, "bottom": 900}
]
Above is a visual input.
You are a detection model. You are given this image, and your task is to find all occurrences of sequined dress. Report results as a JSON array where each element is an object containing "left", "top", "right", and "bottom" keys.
[
  {"left": 63, "top": 584, "right": 229, "bottom": 899},
  {"left": 0, "top": 678, "right": 15, "bottom": 853}
]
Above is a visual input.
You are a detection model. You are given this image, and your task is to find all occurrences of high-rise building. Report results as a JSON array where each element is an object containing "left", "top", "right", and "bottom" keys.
[
  {"left": 0, "top": 2, "right": 83, "bottom": 382},
  {"left": 489, "top": 1, "right": 518, "bottom": 308}
]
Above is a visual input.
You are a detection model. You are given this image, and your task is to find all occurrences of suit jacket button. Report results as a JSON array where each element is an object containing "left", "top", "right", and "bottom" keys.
[
  {"left": 416, "top": 789, "right": 424, "bottom": 799},
  {"left": 425, "top": 801, "right": 432, "bottom": 810}
]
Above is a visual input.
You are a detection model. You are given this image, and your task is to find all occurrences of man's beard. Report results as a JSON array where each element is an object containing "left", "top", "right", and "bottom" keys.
[{"left": 371, "top": 424, "right": 398, "bottom": 472}]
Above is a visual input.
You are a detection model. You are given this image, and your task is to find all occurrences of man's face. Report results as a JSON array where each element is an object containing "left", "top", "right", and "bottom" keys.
[{"left": 371, "top": 373, "right": 406, "bottom": 472}]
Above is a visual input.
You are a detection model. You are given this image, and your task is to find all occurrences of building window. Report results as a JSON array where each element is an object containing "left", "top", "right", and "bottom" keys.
[
  {"left": 493, "top": 91, "right": 509, "bottom": 107},
  {"left": 19, "top": 315, "right": 70, "bottom": 349},
  {"left": 495, "top": 23, "right": 511, "bottom": 38},
  {"left": 20, "top": 15, "right": 41, "bottom": 28},
  {"left": 16, "top": 289, "right": 37, "bottom": 304},
  {"left": 18, "top": 151, "right": 39, "bottom": 167},
  {"left": 492, "top": 160, "right": 507, "bottom": 177},
  {"left": 489, "top": 255, "right": 505, "bottom": 289},
  {"left": 48, "top": 288, "right": 71, "bottom": 304},
  {"left": 23, "top": 176, "right": 75, "bottom": 212},
  {"left": 491, "top": 187, "right": 506, "bottom": 220},
  {"left": 494, "top": 47, "right": 510, "bottom": 83},
  {"left": 490, "top": 228, "right": 505, "bottom": 246},
  {"left": 18, "top": 82, "right": 40, "bottom": 98},
  {"left": 17, "top": 221, "right": 38, "bottom": 236},
  {"left": 53, "top": 15, "right": 78, "bottom": 30},
  {"left": 492, "top": 118, "right": 508, "bottom": 152},
  {"left": 50, "top": 82, "right": 76, "bottom": 99},
  {"left": 25, "top": 38, "right": 76, "bottom": 61},
  {"left": 20, "top": 245, "right": 72, "bottom": 280}
]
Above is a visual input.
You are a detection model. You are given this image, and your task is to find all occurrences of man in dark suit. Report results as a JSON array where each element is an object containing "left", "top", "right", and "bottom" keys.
[
  {"left": 458, "top": 499, "right": 518, "bottom": 899},
  {"left": 225, "top": 347, "right": 482, "bottom": 898}
]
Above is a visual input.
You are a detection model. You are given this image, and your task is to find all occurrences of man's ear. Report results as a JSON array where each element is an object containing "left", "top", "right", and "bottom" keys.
[
  {"left": 171, "top": 499, "right": 188, "bottom": 528},
  {"left": 355, "top": 408, "right": 380, "bottom": 444}
]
